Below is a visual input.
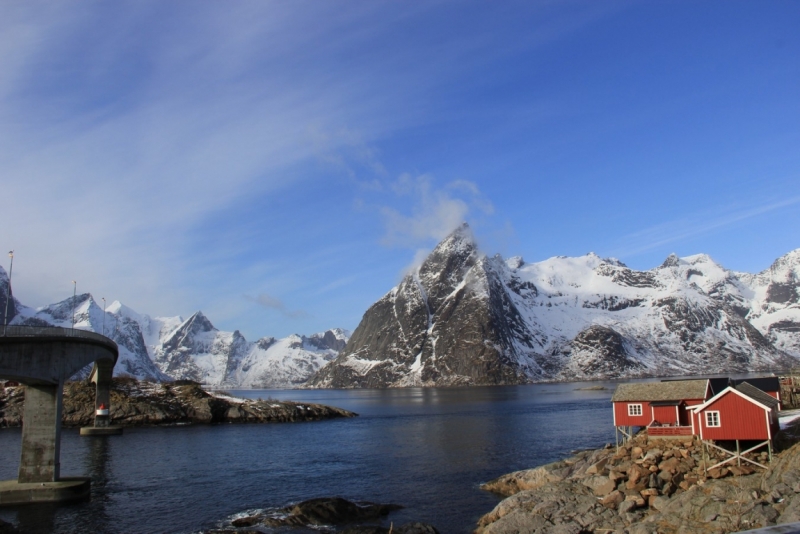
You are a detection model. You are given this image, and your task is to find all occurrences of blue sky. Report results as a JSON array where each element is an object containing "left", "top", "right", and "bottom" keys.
[{"left": 1, "top": 1, "right": 798, "bottom": 340}]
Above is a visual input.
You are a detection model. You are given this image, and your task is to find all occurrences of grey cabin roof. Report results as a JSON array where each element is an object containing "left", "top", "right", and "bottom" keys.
[
  {"left": 735, "top": 382, "right": 780, "bottom": 410},
  {"left": 611, "top": 380, "right": 708, "bottom": 402},
  {"left": 733, "top": 377, "right": 780, "bottom": 393}
]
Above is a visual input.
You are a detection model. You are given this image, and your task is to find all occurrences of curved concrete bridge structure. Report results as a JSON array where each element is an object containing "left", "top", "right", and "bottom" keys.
[{"left": 0, "top": 326, "right": 119, "bottom": 505}]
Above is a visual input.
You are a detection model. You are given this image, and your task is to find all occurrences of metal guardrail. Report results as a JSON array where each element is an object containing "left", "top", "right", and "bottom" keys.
[{"left": 0, "top": 325, "right": 117, "bottom": 351}]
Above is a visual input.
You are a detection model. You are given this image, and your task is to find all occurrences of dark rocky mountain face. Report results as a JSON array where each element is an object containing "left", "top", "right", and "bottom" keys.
[
  {"left": 310, "top": 224, "right": 531, "bottom": 387},
  {"left": 309, "top": 225, "right": 800, "bottom": 388},
  {"left": 0, "top": 268, "right": 17, "bottom": 327}
]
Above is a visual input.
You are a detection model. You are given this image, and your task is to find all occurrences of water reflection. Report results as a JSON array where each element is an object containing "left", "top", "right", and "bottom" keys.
[{"left": 0, "top": 381, "right": 671, "bottom": 533}]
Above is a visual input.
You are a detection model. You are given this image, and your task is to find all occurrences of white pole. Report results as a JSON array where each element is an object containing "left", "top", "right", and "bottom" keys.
[{"left": 102, "top": 297, "right": 106, "bottom": 336}]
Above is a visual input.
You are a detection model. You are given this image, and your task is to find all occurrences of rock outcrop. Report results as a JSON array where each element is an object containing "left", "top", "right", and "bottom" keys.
[
  {"left": 477, "top": 430, "right": 800, "bottom": 533},
  {"left": 209, "top": 497, "right": 438, "bottom": 533},
  {"left": 0, "top": 378, "right": 356, "bottom": 427}
]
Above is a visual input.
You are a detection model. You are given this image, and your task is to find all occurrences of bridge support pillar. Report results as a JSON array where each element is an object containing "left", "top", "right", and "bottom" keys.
[
  {"left": 80, "top": 362, "right": 123, "bottom": 436},
  {"left": 18, "top": 383, "right": 62, "bottom": 483},
  {"left": 0, "top": 381, "right": 90, "bottom": 506}
]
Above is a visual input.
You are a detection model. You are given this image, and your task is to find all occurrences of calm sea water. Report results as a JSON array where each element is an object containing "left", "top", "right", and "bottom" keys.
[{"left": 0, "top": 381, "right": 619, "bottom": 533}]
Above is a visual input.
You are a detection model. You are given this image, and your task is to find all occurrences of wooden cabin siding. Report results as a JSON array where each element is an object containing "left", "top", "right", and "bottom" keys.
[
  {"left": 652, "top": 405, "right": 678, "bottom": 425},
  {"left": 699, "top": 393, "right": 769, "bottom": 441},
  {"left": 614, "top": 401, "right": 652, "bottom": 427}
]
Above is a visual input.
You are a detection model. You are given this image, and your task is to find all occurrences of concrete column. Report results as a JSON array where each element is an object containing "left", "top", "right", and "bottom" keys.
[
  {"left": 18, "top": 382, "right": 63, "bottom": 483},
  {"left": 93, "top": 362, "right": 112, "bottom": 428}
]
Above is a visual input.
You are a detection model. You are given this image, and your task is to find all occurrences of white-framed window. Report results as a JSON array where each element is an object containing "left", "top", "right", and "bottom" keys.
[
  {"left": 705, "top": 411, "right": 721, "bottom": 427},
  {"left": 627, "top": 404, "right": 642, "bottom": 416}
]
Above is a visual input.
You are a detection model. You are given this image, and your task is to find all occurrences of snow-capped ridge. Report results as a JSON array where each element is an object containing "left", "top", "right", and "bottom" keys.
[
  {"left": 309, "top": 225, "right": 800, "bottom": 388},
  {"left": 2, "top": 286, "right": 349, "bottom": 387}
]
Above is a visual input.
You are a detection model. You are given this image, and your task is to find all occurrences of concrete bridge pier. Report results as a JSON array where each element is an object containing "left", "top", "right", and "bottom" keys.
[
  {"left": 18, "top": 382, "right": 64, "bottom": 483},
  {"left": 0, "top": 380, "right": 91, "bottom": 505},
  {"left": 80, "top": 362, "right": 123, "bottom": 436}
]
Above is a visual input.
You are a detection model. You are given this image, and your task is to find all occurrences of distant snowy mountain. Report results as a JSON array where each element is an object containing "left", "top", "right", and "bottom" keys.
[
  {"left": 0, "top": 269, "right": 348, "bottom": 387},
  {"left": 309, "top": 223, "right": 799, "bottom": 388}
]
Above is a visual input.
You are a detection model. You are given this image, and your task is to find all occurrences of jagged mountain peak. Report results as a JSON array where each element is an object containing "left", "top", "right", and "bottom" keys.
[
  {"left": 184, "top": 311, "right": 216, "bottom": 333},
  {"left": 425, "top": 222, "right": 477, "bottom": 262},
  {"left": 506, "top": 256, "right": 525, "bottom": 270},
  {"left": 660, "top": 253, "right": 682, "bottom": 268},
  {"left": 764, "top": 248, "right": 800, "bottom": 276},
  {"left": 681, "top": 253, "right": 718, "bottom": 266}
]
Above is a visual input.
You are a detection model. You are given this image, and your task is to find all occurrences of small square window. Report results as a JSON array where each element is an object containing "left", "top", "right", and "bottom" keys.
[
  {"left": 706, "top": 411, "right": 720, "bottom": 427},
  {"left": 628, "top": 404, "right": 642, "bottom": 416}
]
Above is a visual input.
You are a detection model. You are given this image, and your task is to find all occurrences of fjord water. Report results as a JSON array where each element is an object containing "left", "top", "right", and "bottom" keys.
[{"left": 0, "top": 382, "right": 616, "bottom": 533}]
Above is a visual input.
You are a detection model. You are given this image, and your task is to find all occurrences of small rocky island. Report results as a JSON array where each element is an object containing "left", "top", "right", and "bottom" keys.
[
  {"left": 0, "top": 377, "right": 356, "bottom": 427},
  {"left": 208, "top": 497, "right": 438, "bottom": 533},
  {"left": 477, "top": 425, "right": 800, "bottom": 533}
]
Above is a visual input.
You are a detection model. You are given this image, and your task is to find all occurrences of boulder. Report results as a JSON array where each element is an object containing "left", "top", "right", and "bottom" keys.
[
  {"left": 284, "top": 497, "right": 402, "bottom": 525},
  {"left": 481, "top": 461, "right": 568, "bottom": 497},
  {"left": 586, "top": 458, "right": 609, "bottom": 475}
]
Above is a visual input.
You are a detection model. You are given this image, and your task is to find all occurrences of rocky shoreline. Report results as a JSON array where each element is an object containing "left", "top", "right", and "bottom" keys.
[
  {"left": 0, "top": 378, "right": 356, "bottom": 427},
  {"left": 477, "top": 424, "right": 800, "bottom": 533}
]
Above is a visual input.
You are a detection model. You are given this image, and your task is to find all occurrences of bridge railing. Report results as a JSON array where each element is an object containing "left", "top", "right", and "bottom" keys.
[{"left": 1, "top": 325, "right": 117, "bottom": 348}]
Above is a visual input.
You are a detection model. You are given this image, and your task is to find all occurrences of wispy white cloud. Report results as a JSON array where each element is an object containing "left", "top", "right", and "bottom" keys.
[
  {"left": 380, "top": 174, "right": 495, "bottom": 248},
  {"left": 611, "top": 195, "right": 800, "bottom": 258}
]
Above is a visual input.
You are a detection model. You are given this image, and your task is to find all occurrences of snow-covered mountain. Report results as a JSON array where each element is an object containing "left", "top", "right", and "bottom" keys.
[
  {"left": 1, "top": 271, "right": 348, "bottom": 387},
  {"left": 309, "top": 223, "right": 799, "bottom": 388}
]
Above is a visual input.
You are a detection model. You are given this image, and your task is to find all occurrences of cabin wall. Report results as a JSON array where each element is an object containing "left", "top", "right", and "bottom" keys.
[
  {"left": 614, "top": 401, "right": 652, "bottom": 427},
  {"left": 682, "top": 399, "right": 704, "bottom": 426},
  {"left": 652, "top": 406, "right": 677, "bottom": 425},
  {"left": 699, "top": 394, "right": 769, "bottom": 441}
]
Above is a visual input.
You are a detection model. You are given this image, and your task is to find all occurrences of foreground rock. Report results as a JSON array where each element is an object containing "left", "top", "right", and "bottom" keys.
[
  {"left": 0, "top": 378, "right": 356, "bottom": 427},
  {"left": 478, "top": 430, "right": 800, "bottom": 533},
  {"left": 207, "top": 497, "right": 438, "bottom": 533}
]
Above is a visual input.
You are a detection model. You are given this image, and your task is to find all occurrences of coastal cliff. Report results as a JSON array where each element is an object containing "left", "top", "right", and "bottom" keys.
[
  {"left": 0, "top": 378, "right": 356, "bottom": 427},
  {"left": 477, "top": 427, "right": 800, "bottom": 533}
]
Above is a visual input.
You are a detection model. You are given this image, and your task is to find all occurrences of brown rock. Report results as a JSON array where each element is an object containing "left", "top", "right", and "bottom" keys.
[
  {"left": 658, "top": 457, "right": 680, "bottom": 473},
  {"left": 600, "top": 490, "right": 625, "bottom": 509},
  {"left": 628, "top": 464, "right": 648, "bottom": 484},
  {"left": 609, "top": 470, "right": 626, "bottom": 483},
  {"left": 631, "top": 446, "right": 643, "bottom": 460},
  {"left": 708, "top": 467, "right": 729, "bottom": 479},
  {"left": 593, "top": 479, "right": 617, "bottom": 497},
  {"left": 586, "top": 457, "right": 609, "bottom": 475}
]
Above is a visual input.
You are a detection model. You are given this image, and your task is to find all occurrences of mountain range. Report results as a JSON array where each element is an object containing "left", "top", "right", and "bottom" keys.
[
  {"left": 0, "top": 268, "right": 347, "bottom": 387},
  {"left": 3, "top": 224, "right": 798, "bottom": 389},
  {"left": 309, "top": 223, "right": 800, "bottom": 388}
]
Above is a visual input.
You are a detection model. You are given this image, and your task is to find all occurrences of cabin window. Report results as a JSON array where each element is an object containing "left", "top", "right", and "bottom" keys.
[
  {"left": 627, "top": 404, "right": 642, "bottom": 416},
  {"left": 706, "top": 411, "right": 720, "bottom": 427}
]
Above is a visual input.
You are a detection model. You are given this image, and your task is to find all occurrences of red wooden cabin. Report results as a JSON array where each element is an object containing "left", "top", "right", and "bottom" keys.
[
  {"left": 611, "top": 380, "right": 710, "bottom": 439},
  {"left": 690, "top": 382, "right": 780, "bottom": 442},
  {"left": 690, "top": 382, "right": 780, "bottom": 468}
]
